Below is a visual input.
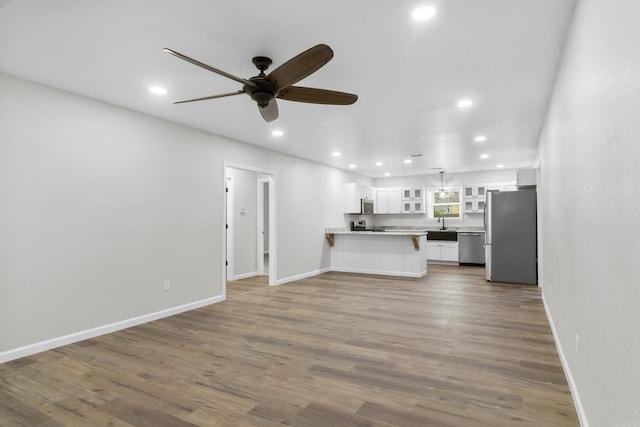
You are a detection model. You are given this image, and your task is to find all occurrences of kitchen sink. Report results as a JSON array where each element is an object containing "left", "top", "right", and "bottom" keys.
[{"left": 426, "top": 230, "right": 458, "bottom": 241}]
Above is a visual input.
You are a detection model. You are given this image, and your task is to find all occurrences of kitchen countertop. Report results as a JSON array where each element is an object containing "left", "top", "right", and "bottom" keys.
[
  {"left": 327, "top": 230, "right": 428, "bottom": 236},
  {"left": 326, "top": 227, "right": 484, "bottom": 234}
]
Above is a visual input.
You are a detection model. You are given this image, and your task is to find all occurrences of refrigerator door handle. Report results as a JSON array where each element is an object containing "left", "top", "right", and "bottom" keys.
[
  {"left": 484, "top": 192, "right": 490, "bottom": 245},
  {"left": 483, "top": 205, "right": 487, "bottom": 245}
]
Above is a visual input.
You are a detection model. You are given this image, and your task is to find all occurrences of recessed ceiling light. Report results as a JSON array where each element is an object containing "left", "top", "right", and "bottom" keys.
[
  {"left": 412, "top": 6, "right": 436, "bottom": 21},
  {"left": 348, "top": 164, "right": 357, "bottom": 169},
  {"left": 375, "top": 161, "right": 383, "bottom": 166},
  {"left": 149, "top": 86, "right": 167, "bottom": 95},
  {"left": 404, "top": 159, "right": 412, "bottom": 164},
  {"left": 496, "top": 164, "right": 504, "bottom": 169},
  {"left": 457, "top": 98, "right": 473, "bottom": 109},
  {"left": 475, "top": 135, "right": 487, "bottom": 142},
  {"left": 271, "top": 129, "right": 284, "bottom": 137},
  {"left": 332, "top": 152, "right": 341, "bottom": 157},
  {"left": 480, "top": 154, "right": 489, "bottom": 159},
  {"left": 384, "top": 172, "right": 391, "bottom": 176}
]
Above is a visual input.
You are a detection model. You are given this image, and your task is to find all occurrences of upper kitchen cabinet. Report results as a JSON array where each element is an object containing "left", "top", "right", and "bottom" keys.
[
  {"left": 401, "top": 187, "right": 425, "bottom": 214},
  {"left": 402, "top": 200, "right": 424, "bottom": 214},
  {"left": 464, "top": 198, "right": 486, "bottom": 214},
  {"left": 463, "top": 185, "right": 487, "bottom": 199},
  {"left": 376, "top": 188, "right": 402, "bottom": 214},
  {"left": 463, "top": 185, "right": 487, "bottom": 214},
  {"left": 517, "top": 169, "right": 537, "bottom": 189},
  {"left": 343, "top": 183, "right": 376, "bottom": 213},
  {"left": 503, "top": 181, "right": 518, "bottom": 191},
  {"left": 485, "top": 182, "right": 518, "bottom": 192},
  {"left": 401, "top": 187, "right": 424, "bottom": 200}
]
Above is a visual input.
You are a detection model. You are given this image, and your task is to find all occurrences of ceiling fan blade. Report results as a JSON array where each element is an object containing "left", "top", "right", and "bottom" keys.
[
  {"left": 172, "top": 90, "right": 244, "bottom": 104},
  {"left": 267, "top": 44, "right": 333, "bottom": 90},
  {"left": 164, "top": 48, "right": 257, "bottom": 88},
  {"left": 259, "top": 99, "right": 279, "bottom": 122},
  {"left": 278, "top": 86, "right": 358, "bottom": 105}
]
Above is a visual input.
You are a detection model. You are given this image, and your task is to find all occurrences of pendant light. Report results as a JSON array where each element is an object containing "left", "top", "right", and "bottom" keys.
[{"left": 438, "top": 171, "right": 447, "bottom": 197}]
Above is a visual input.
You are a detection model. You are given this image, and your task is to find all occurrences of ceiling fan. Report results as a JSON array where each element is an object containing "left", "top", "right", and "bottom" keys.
[{"left": 163, "top": 44, "right": 358, "bottom": 122}]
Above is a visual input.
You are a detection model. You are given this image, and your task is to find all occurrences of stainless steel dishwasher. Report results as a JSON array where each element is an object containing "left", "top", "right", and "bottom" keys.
[{"left": 458, "top": 232, "right": 485, "bottom": 265}]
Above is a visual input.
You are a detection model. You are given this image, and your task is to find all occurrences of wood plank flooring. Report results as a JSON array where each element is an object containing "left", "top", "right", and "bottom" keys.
[{"left": 0, "top": 265, "right": 579, "bottom": 426}]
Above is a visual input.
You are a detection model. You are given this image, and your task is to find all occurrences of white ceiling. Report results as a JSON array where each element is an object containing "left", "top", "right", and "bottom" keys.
[{"left": 0, "top": 0, "right": 576, "bottom": 177}]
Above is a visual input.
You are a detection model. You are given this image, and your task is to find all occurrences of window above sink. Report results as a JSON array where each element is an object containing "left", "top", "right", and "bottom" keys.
[{"left": 427, "top": 186, "right": 462, "bottom": 220}]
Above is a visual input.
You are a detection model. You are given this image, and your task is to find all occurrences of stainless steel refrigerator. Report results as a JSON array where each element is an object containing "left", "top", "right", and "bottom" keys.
[{"left": 484, "top": 189, "right": 537, "bottom": 285}]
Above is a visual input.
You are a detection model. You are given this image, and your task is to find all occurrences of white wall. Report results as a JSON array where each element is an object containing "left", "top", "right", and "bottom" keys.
[
  {"left": 0, "top": 72, "right": 368, "bottom": 359},
  {"left": 371, "top": 169, "right": 517, "bottom": 228},
  {"left": 537, "top": 0, "right": 640, "bottom": 424}
]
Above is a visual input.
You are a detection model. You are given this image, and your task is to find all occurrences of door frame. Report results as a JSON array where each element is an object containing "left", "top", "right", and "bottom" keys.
[
  {"left": 223, "top": 162, "right": 277, "bottom": 288},
  {"left": 225, "top": 176, "right": 234, "bottom": 282},
  {"left": 257, "top": 177, "right": 269, "bottom": 276}
]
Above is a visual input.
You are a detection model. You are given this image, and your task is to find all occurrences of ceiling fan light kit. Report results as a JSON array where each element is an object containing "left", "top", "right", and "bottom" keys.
[{"left": 164, "top": 44, "right": 358, "bottom": 122}]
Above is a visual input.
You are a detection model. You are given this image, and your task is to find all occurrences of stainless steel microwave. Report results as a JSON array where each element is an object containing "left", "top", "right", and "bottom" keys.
[{"left": 361, "top": 198, "right": 374, "bottom": 215}]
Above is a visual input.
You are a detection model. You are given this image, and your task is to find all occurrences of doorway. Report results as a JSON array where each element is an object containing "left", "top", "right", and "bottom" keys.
[{"left": 224, "top": 162, "right": 276, "bottom": 296}]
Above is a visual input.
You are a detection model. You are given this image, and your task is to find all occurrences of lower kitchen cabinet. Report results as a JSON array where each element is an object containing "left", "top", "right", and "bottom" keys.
[{"left": 426, "top": 241, "right": 459, "bottom": 262}]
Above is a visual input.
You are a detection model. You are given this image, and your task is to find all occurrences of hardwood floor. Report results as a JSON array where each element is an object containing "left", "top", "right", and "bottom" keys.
[
  {"left": 0, "top": 265, "right": 579, "bottom": 426},
  {"left": 227, "top": 274, "right": 269, "bottom": 298}
]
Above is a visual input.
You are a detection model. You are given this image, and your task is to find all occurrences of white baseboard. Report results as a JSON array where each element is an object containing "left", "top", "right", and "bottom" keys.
[
  {"left": 426, "top": 260, "right": 459, "bottom": 266},
  {"left": 330, "top": 267, "right": 426, "bottom": 278},
  {"left": 231, "top": 271, "right": 260, "bottom": 281},
  {"left": 272, "top": 266, "right": 427, "bottom": 286},
  {"left": 274, "top": 267, "right": 331, "bottom": 286},
  {"left": 542, "top": 292, "right": 589, "bottom": 427},
  {"left": 0, "top": 295, "right": 225, "bottom": 364}
]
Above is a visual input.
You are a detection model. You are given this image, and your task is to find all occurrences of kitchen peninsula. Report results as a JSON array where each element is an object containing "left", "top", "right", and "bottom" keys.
[{"left": 325, "top": 229, "right": 428, "bottom": 278}]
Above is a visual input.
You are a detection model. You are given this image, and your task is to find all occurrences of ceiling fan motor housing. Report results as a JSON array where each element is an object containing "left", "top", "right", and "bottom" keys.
[{"left": 245, "top": 77, "right": 278, "bottom": 108}]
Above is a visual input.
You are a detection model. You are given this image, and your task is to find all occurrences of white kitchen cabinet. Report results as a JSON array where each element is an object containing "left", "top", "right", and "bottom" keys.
[
  {"left": 401, "top": 187, "right": 424, "bottom": 200},
  {"left": 401, "top": 200, "right": 424, "bottom": 214},
  {"left": 517, "top": 169, "right": 536, "bottom": 188},
  {"left": 503, "top": 181, "right": 518, "bottom": 191},
  {"left": 399, "top": 187, "right": 424, "bottom": 213},
  {"left": 463, "top": 185, "right": 487, "bottom": 199},
  {"left": 426, "top": 241, "right": 459, "bottom": 262},
  {"left": 463, "top": 184, "right": 487, "bottom": 214},
  {"left": 375, "top": 188, "right": 402, "bottom": 214},
  {"left": 464, "top": 199, "right": 486, "bottom": 213},
  {"left": 486, "top": 183, "right": 504, "bottom": 191},
  {"left": 343, "top": 183, "right": 376, "bottom": 213}
]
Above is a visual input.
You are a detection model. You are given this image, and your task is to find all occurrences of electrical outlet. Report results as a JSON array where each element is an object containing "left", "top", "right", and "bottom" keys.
[
  {"left": 164, "top": 280, "right": 171, "bottom": 292},
  {"left": 575, "top": 334, "right": 579, "bottom": 357}
]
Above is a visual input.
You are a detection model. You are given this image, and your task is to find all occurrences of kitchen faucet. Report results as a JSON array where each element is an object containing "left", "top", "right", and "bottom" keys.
[{"left": 438, "top": 214, "right": 446, "bottom": 230}]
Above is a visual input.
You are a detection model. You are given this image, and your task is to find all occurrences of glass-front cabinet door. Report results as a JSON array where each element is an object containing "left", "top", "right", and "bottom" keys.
[
  {"left": 402, "top": 201, "right": 424, "bottom": 214},
  {"left": 464, "top": 185, "right": 487, "bottom": 198},
  {"left": 464, "top": 198, "right": 486, "bottom": 213},
  {"left": 402, "top": 187, "right": 424, "bottom": 200}
]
